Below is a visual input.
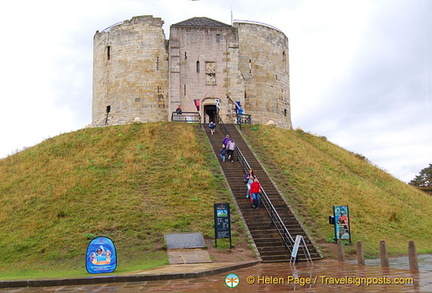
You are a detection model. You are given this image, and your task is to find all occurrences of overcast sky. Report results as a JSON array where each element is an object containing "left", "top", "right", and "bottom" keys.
[{"left": 0, "top": 0, "right": 430, "bottom": 183}]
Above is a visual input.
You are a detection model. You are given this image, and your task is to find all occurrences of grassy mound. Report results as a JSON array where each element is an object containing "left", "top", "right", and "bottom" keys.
[
  {"left": 242, "top": 125, "right": 432, "bottom": 257},
  {"left": 0, "top": 123, "right": 242, "bottom": 277},
  {"left": 1, "top": 122, "right": 430, "bottom": 278}
]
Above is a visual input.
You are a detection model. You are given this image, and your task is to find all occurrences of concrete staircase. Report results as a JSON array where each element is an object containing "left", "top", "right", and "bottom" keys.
[{"left": 205, "top": 123, "right": 322, "bottom": 262}]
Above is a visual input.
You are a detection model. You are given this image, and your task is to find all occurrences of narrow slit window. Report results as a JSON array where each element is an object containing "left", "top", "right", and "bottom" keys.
[
  {"left": 106, "top": 46, "right": 111, "bottom": 60},
  {"left": 156, "top": 57, "right": 159, "bottom": 70},
  {"left": 185, "top": 52, "right": 187, "bottom": 59},
  {"left": 184, "top": 84, "right": 187, "bottom": 95},
  {"left": 196, "top": 61, "right": 200, "bottom": 73}
]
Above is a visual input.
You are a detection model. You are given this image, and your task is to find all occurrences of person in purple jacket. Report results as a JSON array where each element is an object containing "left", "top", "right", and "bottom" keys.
[{"left": 222, "top": 134, "right": 230, "bottom": 148}]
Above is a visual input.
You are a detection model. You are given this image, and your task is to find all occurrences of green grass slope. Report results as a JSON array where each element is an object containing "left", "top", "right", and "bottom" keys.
[
  {"left": 0, "top": 123, "right": 244, "bottom": 277},
  {"left": 0, "top": 122, "right": 430, "bottom": 278},
  {"left": 242, "top": 125, "right": 432, "bottom": 257}
]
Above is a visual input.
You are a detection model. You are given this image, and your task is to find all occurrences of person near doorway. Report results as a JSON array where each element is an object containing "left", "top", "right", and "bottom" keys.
[
  {"left": 175, "top": 105, "right": 182, "bottom": 115},
  {"left": 209, "top": 121, "right": 216, "bottom": 135}
]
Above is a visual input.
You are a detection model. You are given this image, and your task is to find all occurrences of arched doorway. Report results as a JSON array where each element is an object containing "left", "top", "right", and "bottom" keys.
[
  {"left": 204, "top": 104, "right": 217, "bottom": 124},
  {"left": 202, "top": 98, "right": 219, "bottom": 124}
]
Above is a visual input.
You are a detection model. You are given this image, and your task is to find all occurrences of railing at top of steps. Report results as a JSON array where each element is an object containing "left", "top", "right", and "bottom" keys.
[
  {"left": 171, "top": 112, "right": 201, "bottom": 123},
  {"left": 216, "top": 116, "right": 295, "bottom": 256}
]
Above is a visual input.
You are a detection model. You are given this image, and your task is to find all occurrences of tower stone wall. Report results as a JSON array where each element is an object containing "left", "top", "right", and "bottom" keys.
[
  {"left": 92, "top": 16, "right": 169, "bottom": 126},
  {"left": 235, "top": 22, "right": 291, "bottom": 128},
  {"left": 92, "top": 15, "right": 292, "bottom": 129}
]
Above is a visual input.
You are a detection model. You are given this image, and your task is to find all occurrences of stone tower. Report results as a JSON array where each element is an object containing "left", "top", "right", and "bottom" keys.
[
  {"left": 92, "top": 16, "right": 169, "bottom": 126},
  {"left": 92, "top": 15, "right": 292, "bottom": 129}
]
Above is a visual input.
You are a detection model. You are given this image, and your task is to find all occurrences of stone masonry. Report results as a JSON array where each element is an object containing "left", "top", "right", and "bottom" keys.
[{"left": 92, "top": 15, "right": 292, "bottom": 129}]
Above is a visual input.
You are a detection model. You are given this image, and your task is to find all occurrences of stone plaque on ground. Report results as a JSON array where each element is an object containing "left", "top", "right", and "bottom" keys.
[
  {"left": 167, "top": 249, "right": 212, "bottom": 264},
  {"left": 164, "top": 232, "right": 205, "bottom": 249}
]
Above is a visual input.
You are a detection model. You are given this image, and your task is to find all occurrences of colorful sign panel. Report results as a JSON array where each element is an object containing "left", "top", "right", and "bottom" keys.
[
  {"left": 214, "top": 203, "right": 232, "bottom": 247},
  {"left": 85, "top": 236, "right": 117, "bottom": 274},
  {"left": 333, "top": 205, "right": 351, "bottom": 243}
]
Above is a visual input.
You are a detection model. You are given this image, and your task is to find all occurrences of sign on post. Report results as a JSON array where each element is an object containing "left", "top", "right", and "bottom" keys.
[
  {"left": 333, "top": 205, "right": 351, "bottom": 243},
  {"left": 289, "top": 235, "right": 313, "bottom": 264},
  {"left": 214, "top": 203, "right": 232, "bottom": 248},
  {"left": 290, "top": 235, "right": 302, "bottom": 260}
]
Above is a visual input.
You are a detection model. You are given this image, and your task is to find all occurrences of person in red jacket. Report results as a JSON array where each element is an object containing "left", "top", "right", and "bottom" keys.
[{"left": 249, "top": 177, "right": 262, "bottom": 209}]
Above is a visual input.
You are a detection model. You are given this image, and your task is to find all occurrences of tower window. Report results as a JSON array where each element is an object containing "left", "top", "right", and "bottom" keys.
[
  {"left": 156, "top": 57, "right": 159, "bottom": 70},
  {"left": 106, "top": 46, "right": 111, "bottom": 60},
  {"left": 184, "top": 84, "right": 187, "bottom": 95},
  {"left": 196, "top": 61, "right": 200, "bottom": 73},
  {"left": 185, "top": 52, "right": 187, "bottom": 59},
  {"left": 216, "top": 34, "right": 221, "bottom": 43}
]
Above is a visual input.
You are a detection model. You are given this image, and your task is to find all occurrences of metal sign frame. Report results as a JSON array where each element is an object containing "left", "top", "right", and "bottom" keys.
[{"left": 214, "top": 203, "right": 232, "bottom": 248}]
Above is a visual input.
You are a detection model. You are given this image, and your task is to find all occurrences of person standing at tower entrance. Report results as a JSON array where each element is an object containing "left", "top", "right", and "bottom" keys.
[{"left": 208, "top": 121, "right": 216, "bottom": 135}]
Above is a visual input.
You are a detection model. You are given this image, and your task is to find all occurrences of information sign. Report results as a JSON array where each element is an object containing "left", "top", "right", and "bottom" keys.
[
  {"left": 214, "top": 203, "right": 232, "bottom": 247},
  {"left": 333, "top": 205, "right": 351, "bottom": 243},
  {"left": 85, "top": 236, "right": 117, "bottom": 274}
]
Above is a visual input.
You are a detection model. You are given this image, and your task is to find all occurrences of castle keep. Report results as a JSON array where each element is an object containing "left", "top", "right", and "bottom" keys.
[{"left": 92, "top": 15, "right": 292, "bottom": 128}]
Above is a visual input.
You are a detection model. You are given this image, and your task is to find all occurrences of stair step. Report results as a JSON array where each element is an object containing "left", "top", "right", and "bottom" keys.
[{"left": 206, "top": 124, "right": 321, "bottom": 263}]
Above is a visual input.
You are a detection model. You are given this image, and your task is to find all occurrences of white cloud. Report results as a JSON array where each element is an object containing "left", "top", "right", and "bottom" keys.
[{"left": 0, "top": 0, "right": 430, "bottom": 183}]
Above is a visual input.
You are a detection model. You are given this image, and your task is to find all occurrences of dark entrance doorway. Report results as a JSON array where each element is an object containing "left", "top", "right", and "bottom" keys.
[{"left": 204, "top": 105, "right": 217, "bottom": 124}]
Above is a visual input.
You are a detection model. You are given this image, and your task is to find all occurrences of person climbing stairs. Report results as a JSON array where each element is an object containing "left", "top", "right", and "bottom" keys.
[{"left": 205, "top": 122, "right": 322, "bottom": 262}]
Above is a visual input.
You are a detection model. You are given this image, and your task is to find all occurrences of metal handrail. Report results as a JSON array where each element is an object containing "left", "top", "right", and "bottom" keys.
[
  {"left": 236, "top": 114, "right": 251, "bottom": 125},
  {"left": 171, "top": 112, "right": 201, "bottom": 123},
  {"left": 218, "top": 115, "right": 229, "bottom": 136},
  {"left": 217, "top": 115, "right": 295, "bottom": 255},
  {"left": 236, "top": 147, "right": 295, "bottom": 252}
]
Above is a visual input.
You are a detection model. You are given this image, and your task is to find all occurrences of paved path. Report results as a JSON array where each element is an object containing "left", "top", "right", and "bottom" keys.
[{"left": 1, "top": 259, "right": 431, "bottom": 292}]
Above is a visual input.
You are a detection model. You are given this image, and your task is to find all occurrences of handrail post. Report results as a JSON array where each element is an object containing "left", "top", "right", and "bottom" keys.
[
  {"left": 408, "top": 240, "right": 419, "bottom": 271},
  {"left": 380, "top": 240, "right": 389, "bottom": 268}
]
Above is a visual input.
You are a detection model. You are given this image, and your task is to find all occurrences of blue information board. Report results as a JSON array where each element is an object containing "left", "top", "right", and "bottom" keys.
[
  {"left": 85, "top": 236, "right": 117, "bottom": 274},
  {"left": 214, "top": 203, "right": 232, "bottom": 248},
  {"left": 333, "top": 205, "right": 351, "bottom": 243}
]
